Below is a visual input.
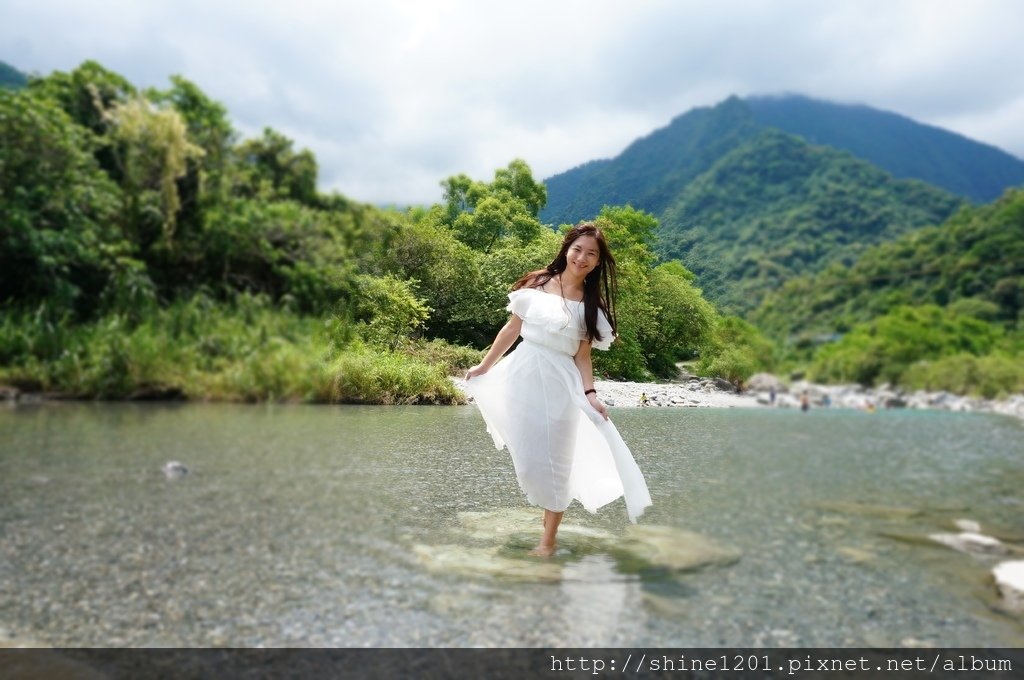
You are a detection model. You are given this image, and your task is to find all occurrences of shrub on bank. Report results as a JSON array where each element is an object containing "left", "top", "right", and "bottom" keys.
[
  {"left": 902, "top": 353, "right": 1024, "bottom": 399},
  {"left": 0, "top": 296, "right": 464, "bottom": 404},
  {"left": 325, "top": 346, "right": 463, "bottom": 405}
]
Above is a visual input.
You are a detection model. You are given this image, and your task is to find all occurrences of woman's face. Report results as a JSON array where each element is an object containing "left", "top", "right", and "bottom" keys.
[{"left": 566, "top": 235, "right": 600, "bottom": 278}]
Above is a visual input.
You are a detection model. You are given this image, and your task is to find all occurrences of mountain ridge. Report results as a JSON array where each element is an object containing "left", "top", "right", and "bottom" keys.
[
  {"left": 0, "top": 60, "right": 28, "bottom": 89},
  {"left": 542, "top": 94, "right": 1024, "bottom": 226},
  {"left": 656, "top": 127, "right": 964, "bottom": 314},
  {"left": 745, "top": 94, "right": 1024, "bottom": 203},
  {"left": 539, "top": 94, "right": 1019, "bottom": 315}
]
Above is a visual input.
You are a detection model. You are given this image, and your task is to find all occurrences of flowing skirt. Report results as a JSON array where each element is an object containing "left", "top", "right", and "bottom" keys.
[{"left": 463, "top": 339, "right": 651, "bottom": 522}]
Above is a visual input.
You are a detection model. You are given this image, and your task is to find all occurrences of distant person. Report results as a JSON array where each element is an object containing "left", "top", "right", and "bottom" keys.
[
  {"left": 464, "top": 222, "right": 651, "bottom": 556},
  {"left": 769, "top": 385, "right": 777, "bottom": 405},
  {"left": 800, "top": 390, "right": 810, "bottom": 412},
  {"left": 639, "top": 392, "right": 649, "bottom": 406}
]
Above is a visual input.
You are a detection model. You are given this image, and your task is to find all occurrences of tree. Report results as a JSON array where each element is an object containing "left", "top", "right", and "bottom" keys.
[
  {"left": 441, "top": 173, "right": 486, "bottom": 219},
  {"left": 0, "top": 89, "right": 123, "bottom": 314},
  {"left": 147, "top": 75, "right": 236, "bottom": 206},
  {"left": 439, "top": 159, "right": 546, "bottom": 251},
  {"left": 647, "top": 261, "right": 718, "bottom": 373},
  {"left": 234, "top": 128, "right": 318, "bottom": 205},
  {"left": 353, "top": 275, "right": 431, "bottom": 350},
  {"left": 373, "top": 219, "right": 490, "bottom": 345},
  {"left": 28, "top": 60, "right": 136, "bottom": 135},
  {"left": 452, "top": 193, "right": 541, "bottom": 251},
  {"left": 106, "top": 96, "right": 204, "bottom": 247},
  {"left": 696, "top": 316, "right": 774, "bottom": 383},
  {"left": 493, "top": 158, "right": 547, "bottom": 218}
]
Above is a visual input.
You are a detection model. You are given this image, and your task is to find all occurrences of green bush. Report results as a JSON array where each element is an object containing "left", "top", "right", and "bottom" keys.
[
  {"left": 902, "top": 353, "right": 1024, "bottom": 399},
  {"left": 353, "top": 274, "right": 431, "bottom": 350},
  {"left": 326, "top": 346, "right": 464, "bottom": 405},
  {"left": 810, "top": 305, "right": 1004, "bottom": 386},
  {"left": 695, "top": 316, "right": 774, "bottom": 382}
]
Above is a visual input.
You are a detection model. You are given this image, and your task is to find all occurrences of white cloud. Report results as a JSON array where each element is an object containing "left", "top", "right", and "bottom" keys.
[{"left": 3, "top": 0, "right": 1023, "bottom": 204}]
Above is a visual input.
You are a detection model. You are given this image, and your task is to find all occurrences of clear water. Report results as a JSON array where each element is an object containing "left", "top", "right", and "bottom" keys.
[{"left": 1, "top": 402, "right": 1022, "bottom": 647}]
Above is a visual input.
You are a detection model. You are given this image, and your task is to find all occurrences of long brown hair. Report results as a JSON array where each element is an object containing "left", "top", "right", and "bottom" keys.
[{"left": 512, "top": 222, "right": 617, "bottom": 344}]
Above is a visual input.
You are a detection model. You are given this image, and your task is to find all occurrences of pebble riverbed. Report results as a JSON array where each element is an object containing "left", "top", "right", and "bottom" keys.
[{"left": 1, "top": 402, "right": 1022, "bottom": 647}]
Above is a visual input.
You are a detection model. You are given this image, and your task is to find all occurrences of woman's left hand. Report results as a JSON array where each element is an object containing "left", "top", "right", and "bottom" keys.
[{"left": 588, "top": 392, "right": 609, "bottom": 420}]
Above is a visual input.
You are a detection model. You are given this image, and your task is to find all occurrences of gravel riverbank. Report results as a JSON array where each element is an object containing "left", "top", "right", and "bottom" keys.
[{"left": 454, "top": 373, "right": 1024, "bottom": 420}]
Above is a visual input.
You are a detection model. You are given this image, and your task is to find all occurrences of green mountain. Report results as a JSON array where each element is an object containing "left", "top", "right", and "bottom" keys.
[
  {"left": 0, "top": 61, "right": 28, "bottom": 89},
  {"left": 754, "top": 188, "right": 1024, "bottom": 343},
  {"left": 540, "top": 94, "right": 1021, "bottom": 314},
  {"left": 542, "top": 96, "right": 760, "bottom": 226},
  {"left": 746, "top": 95, "right": 1024, "bottom": 204},
  {"left": 542, "top": 95, "right": 1024, "bottom": 225},
  {"left": 657, "top": 129, "right": 964, "bottom": 314}
]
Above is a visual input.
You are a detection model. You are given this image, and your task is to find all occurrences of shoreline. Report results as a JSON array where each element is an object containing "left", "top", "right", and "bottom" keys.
[
  {"left": 453, "top": 374, "right": 1024, "bottom": 421},
  {"left": 4, "top": 378, "right": 1023, "bottom": 421}
]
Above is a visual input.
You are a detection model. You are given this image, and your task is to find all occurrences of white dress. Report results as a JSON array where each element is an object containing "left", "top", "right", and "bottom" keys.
[{"left": 463, "top": 288, "right": 652, "bottom": 523}]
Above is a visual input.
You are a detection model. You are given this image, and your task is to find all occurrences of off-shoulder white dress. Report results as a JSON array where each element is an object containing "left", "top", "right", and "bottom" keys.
[{"left": 463, "top": 288, "right": 652, "bottom": 522}]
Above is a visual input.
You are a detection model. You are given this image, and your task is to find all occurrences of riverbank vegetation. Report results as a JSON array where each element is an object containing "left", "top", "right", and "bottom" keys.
[{"left": 0, "top": 61, "right": 763, "bottom": 402}]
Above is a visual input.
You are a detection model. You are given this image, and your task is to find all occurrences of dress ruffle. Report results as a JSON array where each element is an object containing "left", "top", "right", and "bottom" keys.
[{"left": 507, "top": 288, "right": 615, "bottom": 351}]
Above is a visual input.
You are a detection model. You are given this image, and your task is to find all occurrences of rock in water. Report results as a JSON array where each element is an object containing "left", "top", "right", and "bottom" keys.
[
  {"left": 619, "top": 525, "right": 741, "bottom": 572},
  {"left": 992, "top": 561, "right": 1024, "bottom": 612},
  {"left": 928, "top": 532, "right": 1007, "bottom": 556},
  {"left": 163, "top": 461, "right": 189, "bottom": 479},
  {"left": 953, "top": 518, "right": 982, "bottom": 533},
  {"left": 413, "top": 544, "right": 564, "bottom": 582}
]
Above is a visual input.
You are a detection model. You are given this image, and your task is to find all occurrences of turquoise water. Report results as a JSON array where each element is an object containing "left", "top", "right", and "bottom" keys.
[{"left": 1, "top": 402, "right": 1021, "bottom": 646}]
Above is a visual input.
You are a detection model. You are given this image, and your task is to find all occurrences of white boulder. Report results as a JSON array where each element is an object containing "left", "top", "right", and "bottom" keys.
[{"left": 992, "top": 561, "right": 1024, "bottom": 612}]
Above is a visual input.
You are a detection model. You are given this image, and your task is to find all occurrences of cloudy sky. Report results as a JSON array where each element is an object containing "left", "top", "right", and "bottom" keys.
[{"left": 4, "top": 0, "right": 1023, "bottom": 205}]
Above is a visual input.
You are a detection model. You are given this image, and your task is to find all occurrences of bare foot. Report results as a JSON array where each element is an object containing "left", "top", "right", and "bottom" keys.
[{"left": 528, "top": 543, "right": 556, "bottom": 557}]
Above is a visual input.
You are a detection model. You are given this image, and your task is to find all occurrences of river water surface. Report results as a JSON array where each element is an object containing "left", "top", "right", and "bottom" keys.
[{"left": 1, "top": 402, "right": 1022, "bottom": 647}]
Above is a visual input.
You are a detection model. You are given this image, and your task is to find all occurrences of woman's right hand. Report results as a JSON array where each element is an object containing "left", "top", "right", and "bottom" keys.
[{"left": 465, "top": 364, "right": 489, "bottom": 380}]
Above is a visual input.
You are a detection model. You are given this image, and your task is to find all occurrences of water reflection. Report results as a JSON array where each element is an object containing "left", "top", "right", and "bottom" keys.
[{"left": 559, "top": 554, "right": 641, "bottom": 644}]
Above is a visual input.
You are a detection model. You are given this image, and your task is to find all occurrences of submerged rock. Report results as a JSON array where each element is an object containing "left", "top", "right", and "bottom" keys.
[
  {"left": 617, "top": 525, "right": 741, "bottom": 572},
  {"left": 954, "top": 519, "right": 982, "bottom": 533},
  {"left": 162, "top": 461, "right": 189, "bottom": 480},
  {"left": 928, "top": 531, "right": 1008, "bottom": 556},
  {"left": 455, "top": 508, "right": 614, "bottom": 544},
  {"left": 417, "top": 509, "right": 741, "bottom": 581},
  {"left": 413, "top": 544, "right": 564, "bottom": 582},
  {"left": 992, "top": 561, "right": 1024, "bottom": 613}
]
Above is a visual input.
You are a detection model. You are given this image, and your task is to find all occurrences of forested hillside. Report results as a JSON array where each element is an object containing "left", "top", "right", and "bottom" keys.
[
  {"left": 542, "top": 94, "right": 1023, "bottom": 315},
  {"left": 657, "top": 129, "right": 964, "bottom": 314},
  {"left": 746, "top": 95, "right": 1024, "bottom": 203},
  {"left": 0, "top": 60, "right": 27, "bottom": 89},
  {"left": 541, "top": 96, "right": 759, "bottom": 227},
  {"left": 755, "top": 189, "right": 1024, "bottom": 341},
  {"left": 750, "top": 189, "right": 1024, "bottom": 396}
]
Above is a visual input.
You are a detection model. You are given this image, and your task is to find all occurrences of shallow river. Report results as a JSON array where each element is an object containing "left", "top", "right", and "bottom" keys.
[{"left": 1, "top": 402, "right": 1022, "bottom": 647}]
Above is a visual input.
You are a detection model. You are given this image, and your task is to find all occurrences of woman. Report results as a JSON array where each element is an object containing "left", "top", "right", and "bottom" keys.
[{"left": 464, "top": 222, "right": 652, "bottom": 557}]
